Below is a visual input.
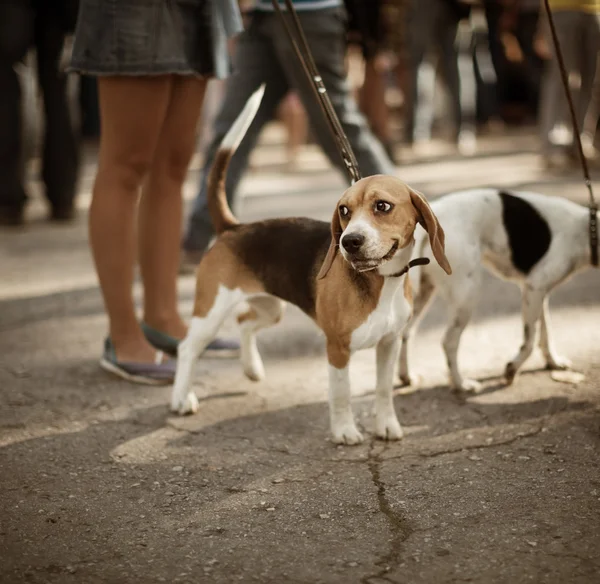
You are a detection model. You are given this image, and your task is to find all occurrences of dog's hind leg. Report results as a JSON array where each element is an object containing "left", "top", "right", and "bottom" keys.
[
  {"left": 504, "top": 286, "right": 545, "bottom": 384},
  {"left": 398, "top": 272, "right": 436, "bottom": 387},
  {"left": 237, "top": 295, "right": 285, "bottom": 381},
  {"left": 441, "top": 274, "right": 482, "bottom": 393},
  {"left": 539, "top": 297, "right": 572, "bottom": 371},
  {"left": 171, "top": 285, "right": 243, "bottom": 415}
]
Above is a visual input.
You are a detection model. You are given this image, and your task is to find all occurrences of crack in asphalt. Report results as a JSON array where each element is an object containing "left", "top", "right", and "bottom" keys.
[
  {"left": 362, "top": 423, "right": 546, "bottom": 462},
  {"left": 361, "top": 440, "right": 413, "bottom": 584},
  {"left": 358, "top": 422, "right": 546, "bottom": 582},
  {"left": 415, "top": 423, "right": 545, "bottom": 458}
]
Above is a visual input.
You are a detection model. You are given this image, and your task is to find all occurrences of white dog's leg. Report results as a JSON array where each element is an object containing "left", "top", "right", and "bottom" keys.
[
  {"left": 398, "top": 274, "right": 435, "bottom": 386},
  {"left": 375, "top": 334, "right": 403, "bottom": 440},
  {"left": 238, "top": 296, "right": 284, "bottom": 381},
  {"left": 539, "top": 297, "right": 572, "bottom": 370},
  {"left": 505, "top": 286, "right": 545, "bottom": 384},
  {"left": 327, "top": 362, "right": 363, "bottom": 445},
  {"left": 442, "top": 285, "right": 482, "bottom": 393},
  {"left": 171, "top": 286, "right": 242, "bottom": 415}
]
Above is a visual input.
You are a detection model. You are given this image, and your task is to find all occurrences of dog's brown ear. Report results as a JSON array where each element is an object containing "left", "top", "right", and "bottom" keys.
[
  {"left": 409, "top": 189, "right": 452, "bottom": 275},
  {"left": 318, "top": 207, "right": 342, "bottom": 279}
]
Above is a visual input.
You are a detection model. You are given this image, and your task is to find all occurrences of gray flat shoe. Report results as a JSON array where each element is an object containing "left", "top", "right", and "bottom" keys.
[
  {"left": 141, "top": 322, "right": 240, "bottom": 359},
  {"left": 100, "top": 338, "right": 176, "bottom": 385}
]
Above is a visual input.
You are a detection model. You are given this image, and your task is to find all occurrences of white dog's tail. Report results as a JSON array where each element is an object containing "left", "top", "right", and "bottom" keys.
[{"left": 207, "top": 84, "right": 266, "bottom": 234}]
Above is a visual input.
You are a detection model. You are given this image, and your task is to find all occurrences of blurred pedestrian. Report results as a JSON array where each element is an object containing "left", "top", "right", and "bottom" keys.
[
  {"left": 68, "top": 0, "right": 243, "bottom": 384},
  {"left": 345, "top": 0, "right": 397, "bottom": 162},
  {"left": 514, "top": 0, "right": 544, "bottom": 116},
  {"left": 0, "top": 0, "right": 80, "bottom": 226},
  {"left": 380, "top": 0, "right": 410, "bottom": 126},
  {"left": 539, "top": 0, "right": 600, "bottom": 169},
  {"left": 404, "top": 0, "right": 477, "bottom": 155},
  {"left": 181, "top": 0, "right": 396, "bottom": 269}
]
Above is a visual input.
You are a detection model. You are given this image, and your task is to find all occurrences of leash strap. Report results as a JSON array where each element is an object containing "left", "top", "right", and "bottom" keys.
[
  {"left": 389, "top": 257, "right": 431, "bottom": 278},
  {"left": 270, "top": 0, "right": 362, "bottom": 184},
  {"left": 542, "top": 0, "right": 598, "bottom": 266}
]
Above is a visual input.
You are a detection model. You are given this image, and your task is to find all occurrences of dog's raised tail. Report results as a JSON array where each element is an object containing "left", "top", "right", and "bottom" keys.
[{"left": 207, "top": 84, "right": 266, "bottom": 234}]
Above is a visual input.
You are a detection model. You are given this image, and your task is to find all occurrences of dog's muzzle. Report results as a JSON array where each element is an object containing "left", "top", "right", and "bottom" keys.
[{"left": 342, "top": 237, "right": 400, "bottom": 272}]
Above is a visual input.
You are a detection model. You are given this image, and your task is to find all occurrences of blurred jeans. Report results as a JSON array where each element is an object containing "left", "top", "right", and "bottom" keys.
[{"left": 183, "top": 7, "right": 395, "bottom": 255}]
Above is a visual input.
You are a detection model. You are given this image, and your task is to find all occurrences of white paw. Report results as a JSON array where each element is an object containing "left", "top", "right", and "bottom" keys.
[
  {"left": 452, "top": 378, "right": 483, "bottom": 394},
  {"left": 375, "top": 415, "right": 404, "bottom": 441},
  {"left": 546, "top": 356, "right": 572, "bottom": 371},
  {"left": 171, "top": 392, "right": 199, "bottom": 416},
  {"left": 243, "top": 358, "right": 265, "bottom": 382},
  {"left": 331, "top": 420, "right": 364, "bottom": 445}
]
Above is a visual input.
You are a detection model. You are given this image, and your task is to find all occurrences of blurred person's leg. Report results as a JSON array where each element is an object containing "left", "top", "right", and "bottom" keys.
[
  {"left": 183, "top": 15, "right": 290, "bottom": 258},
  {"left": 471, "top": 7, "right": 502, "bottom": 127},
  {"left": 352, "top": 0, "right": 396, "bottom": 160},
  {"left": 139, "top": 77, "right": 207, "bottom": 340},
  {"left": 279, "top": 91, "right": 308, "bottom": 170},
  {"left": 359, "top": 56, "right": 395, "bottom": 161},
  {"left": 572, "top": 11, "right": 600, "bottom": 161},
  {"left": 539, "top": 11, "right": 580, "bottom": 166},
  {"left": 271, "top": 7, "right": 395, "bottom": 175},
  {"left": 381, "top": 0, "right": 410, "bottom": 132},
  {"left": 515, "top": 9, "right": 543, "bottom": 117},
  {"left": 578, "top": 13, "right": 600, "bottom": 129},
  {"left": 405, "top": 0, "right": 437, "bottom": 145},
  {"left": 34, "top": 5, "right": 80, "bottom": 221},
  {"left": 482, "top": 0, "right": 505, "bottom": 114},
  {"left": 91, "top": 76, "right": 186, "bottom": 364},
  {"left": 452, "top": 17, "right": 478, "bottom": 154},
  {"left": 0, "top": 0, "right": 34, "bottom": 225},
  {"left": 438, "top": 13, "right": 461, "bottom": 134},
  {"left": 197, "top": 79, "right": 226, "bottom": 154},
  {"left": 582, "top": 47, "right": 600, "bottom": 158}
]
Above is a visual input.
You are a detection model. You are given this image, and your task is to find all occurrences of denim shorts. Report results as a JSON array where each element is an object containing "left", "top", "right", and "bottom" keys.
[{"left": 69, "top": 0, "right": 216, "bottom": 77}]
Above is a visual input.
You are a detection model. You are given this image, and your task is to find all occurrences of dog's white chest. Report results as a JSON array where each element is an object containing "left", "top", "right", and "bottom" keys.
[{"left": 350, "top": 278, "right": 410, "bottom": 352}]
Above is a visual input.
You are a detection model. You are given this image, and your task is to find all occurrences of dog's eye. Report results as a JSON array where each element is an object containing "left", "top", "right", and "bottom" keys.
[
  {"left": 339, "top": 205, "right": 350, "bottom": 217},
  {"left": 375, "top": 201, "right": 393, "bottom": 213}
]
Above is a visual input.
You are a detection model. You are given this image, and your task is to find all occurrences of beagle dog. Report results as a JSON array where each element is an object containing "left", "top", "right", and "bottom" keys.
[
  {"left": 398, "top": 187, "right": 598, "bottom": 392},
  {"left": 171, "top": 87, "right": 452, "bottom": 444}
]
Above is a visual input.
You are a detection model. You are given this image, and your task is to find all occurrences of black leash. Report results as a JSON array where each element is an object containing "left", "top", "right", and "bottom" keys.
[
  {"left": 270, "top": 0, "right": 362, "bottom": 184},
  {"left": 388, "top": 257, "right": 431, "bottom": 278},
  {"left": 542, "top": 0, "right": 598, "bottom": 266}
]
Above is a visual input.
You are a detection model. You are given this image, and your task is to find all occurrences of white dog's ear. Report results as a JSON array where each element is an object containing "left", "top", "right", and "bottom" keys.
[
  {"left": 409, "top": 189, "right": 452, "bottom": 275},
  {"left": 318, "top": 206, "right": 342, "bottom": 279}
]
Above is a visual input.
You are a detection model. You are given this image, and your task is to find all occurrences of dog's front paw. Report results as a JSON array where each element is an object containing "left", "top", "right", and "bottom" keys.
[
  {"left": 375, "top": 415, "right": 404, "bottom": 441},
  {"left": 331, "top": 420, "right": 364, "bottom": 445},
  {"left": 243, "top": 359, "right": 265, "bottom": 382},
  {"left": 171, "top": 392, "right": 199, "bottom": 416},
  {"left": 546, "top": 356, "right": 572, "bottom": 371},
  {"left": 241, "top": 340, "right": 266, "bottom": 382},
  {"left": 452, "top": 378, "right": 483, "bottom": 394}
]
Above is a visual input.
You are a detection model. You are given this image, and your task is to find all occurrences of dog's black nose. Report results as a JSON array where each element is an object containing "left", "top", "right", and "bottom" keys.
[{"left": 342, "top": 232, "right": 365, "bottom": 253}]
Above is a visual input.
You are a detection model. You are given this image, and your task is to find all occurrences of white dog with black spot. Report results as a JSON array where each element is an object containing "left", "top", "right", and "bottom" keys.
[{"left": 399, "top": 188, "right": 598, "bottom": 391}]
